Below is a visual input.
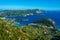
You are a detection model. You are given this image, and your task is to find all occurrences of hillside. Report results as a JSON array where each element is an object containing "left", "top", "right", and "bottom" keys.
[
  {"left": 0, "top": 18, "right": 60, "bottom": 40},
  {"left": 0, "top": 9, "right": 44, "bottom": 17}
]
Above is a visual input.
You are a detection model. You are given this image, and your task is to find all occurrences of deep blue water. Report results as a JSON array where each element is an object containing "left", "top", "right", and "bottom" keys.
[{"left": 6, "top": 11, "right": 60, "bottom": 29}]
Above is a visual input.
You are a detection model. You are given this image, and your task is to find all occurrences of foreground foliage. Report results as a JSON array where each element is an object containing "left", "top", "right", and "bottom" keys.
[{"left": 0, "top": 19, "right": 60, "bottom": 40}]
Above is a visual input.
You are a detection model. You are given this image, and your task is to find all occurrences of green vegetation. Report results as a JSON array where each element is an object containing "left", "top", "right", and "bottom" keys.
[
  {"left": 0, "top": 18, "right": 60, "bottom": 40},
  {"left": 0, "top": 9, "right": 44, "bottom": 17},
  {"left": 0, "top": 9, "right": 60, "bottom": 40},
  {"left": 33, "top": 18, "right": 57, "bottom": 29}
]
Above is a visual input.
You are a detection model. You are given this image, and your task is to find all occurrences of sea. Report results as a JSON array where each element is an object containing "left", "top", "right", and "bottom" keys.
[{"left": 6, "top": 10, "right": 60, "bottom": 30}]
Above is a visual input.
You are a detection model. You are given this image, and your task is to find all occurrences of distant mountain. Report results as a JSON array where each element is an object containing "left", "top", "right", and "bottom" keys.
[{"left": 0, "top": 9, "right": 44, "bottom": 17}]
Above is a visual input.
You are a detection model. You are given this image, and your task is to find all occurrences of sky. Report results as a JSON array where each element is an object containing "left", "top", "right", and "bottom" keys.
[{"left": 0, "top": 0, "right": 60, "bottom": 10}]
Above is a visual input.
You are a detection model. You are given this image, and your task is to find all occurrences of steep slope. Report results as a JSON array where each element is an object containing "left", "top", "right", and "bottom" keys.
[{"left": 0, "top": 18, "right": 60, "bottom": 40}]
